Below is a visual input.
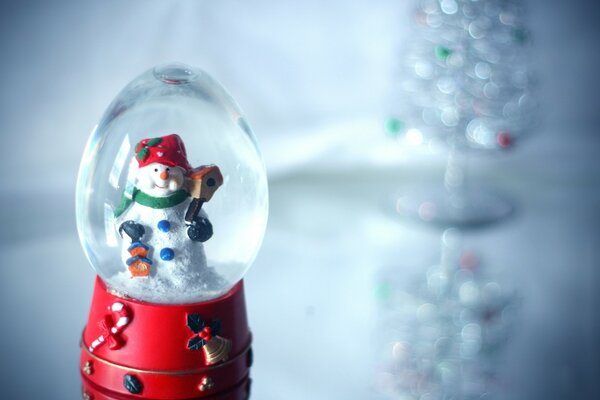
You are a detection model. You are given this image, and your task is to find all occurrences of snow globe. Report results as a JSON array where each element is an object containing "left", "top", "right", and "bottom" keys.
[{"left": 77, "top": 63, "right": 268, "bottom": 400}]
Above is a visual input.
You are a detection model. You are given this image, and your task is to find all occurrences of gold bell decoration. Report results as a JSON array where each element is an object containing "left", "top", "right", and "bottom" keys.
[
  {"left": 186, "top": 314, "right": 232, "bottom": 365},
  {"left": 203, "top": 335, "right": 232, "bottom": 365}
]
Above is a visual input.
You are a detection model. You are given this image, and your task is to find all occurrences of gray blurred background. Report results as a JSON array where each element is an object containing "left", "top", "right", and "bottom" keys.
[{"left": 0, "top": 0, "right": 599, "bottom": 399}]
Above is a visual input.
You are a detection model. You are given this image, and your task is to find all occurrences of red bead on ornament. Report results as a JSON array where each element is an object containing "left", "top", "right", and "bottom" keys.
[
  {"left": 496, "top": 131, "right": 513, "bottom": 148},
  {"left": 460, "top": 251, "right": 480, "bottom": 271}
]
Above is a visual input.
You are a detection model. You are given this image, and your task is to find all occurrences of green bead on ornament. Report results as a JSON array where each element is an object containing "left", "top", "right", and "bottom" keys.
[
  {"left": 434, "top": 45, "right": 452, "bottom": 61},
  {"left": 512, "top": 28, "right": 529, "bottom": 44},
  {"left": 374, "top": 282, "right": 392, "bottom": 303},
  {"left": 384, "top": 117, "right": 404, "bottom": 137}
]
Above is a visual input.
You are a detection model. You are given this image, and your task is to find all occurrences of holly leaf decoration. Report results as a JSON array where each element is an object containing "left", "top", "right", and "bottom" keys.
[
  {"left": 187, "top": 336, "right": 206, "bottom": 350},
  {"left": 136, "top": 147, "right": 148, "bottom": 161},
  {"left": 210, "top": 319, "right": 221, "bottom": 336},
  {"left": 146, "top": 137, "right": 162, "bottom": 147},
  {"left": 187, "top": 314, "right": 205, "bottom": 333}
]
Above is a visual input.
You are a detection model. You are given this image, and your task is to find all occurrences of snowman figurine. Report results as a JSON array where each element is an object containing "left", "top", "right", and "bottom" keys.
[{"left": 112, "top": 134, "right": 222, "bottom": 303}]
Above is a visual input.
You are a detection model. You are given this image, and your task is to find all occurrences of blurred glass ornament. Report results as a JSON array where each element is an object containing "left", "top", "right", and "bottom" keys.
[
  {"left": 374, "top": 229, "right": 519, "bottom": 399},
  {"left": 385, "top": 0, "right": 536, "bottom": 226}
]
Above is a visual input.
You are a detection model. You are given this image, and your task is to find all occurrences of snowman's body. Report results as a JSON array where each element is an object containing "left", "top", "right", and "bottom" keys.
[
  {"left": 118, "top": 197, "right": 208, "bottom": 277},
  {"left": 111, "top": 154, "right": 225, "bottom": 304}
]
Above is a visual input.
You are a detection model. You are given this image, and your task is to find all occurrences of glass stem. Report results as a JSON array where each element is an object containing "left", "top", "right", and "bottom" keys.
[{"left": 443, "top": 136, "right": 468, "bottom": 216}]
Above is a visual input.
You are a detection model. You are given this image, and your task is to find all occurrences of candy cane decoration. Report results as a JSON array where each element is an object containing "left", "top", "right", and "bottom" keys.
[{"left": 89, "top": 302, "right": 131, "bottom": 352}]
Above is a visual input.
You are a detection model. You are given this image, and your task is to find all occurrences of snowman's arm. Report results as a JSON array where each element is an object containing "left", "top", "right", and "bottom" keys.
[
  {"left": 118, "top": 220, "right": 146, "bottom": 242},
  {"left": 187, "top": 210, "right": 213, "bottom": 242}
]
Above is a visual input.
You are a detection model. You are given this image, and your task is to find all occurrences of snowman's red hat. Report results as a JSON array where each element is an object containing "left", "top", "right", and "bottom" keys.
[{"left": 135, "top": 134, "right": 192, "bottom": 172}]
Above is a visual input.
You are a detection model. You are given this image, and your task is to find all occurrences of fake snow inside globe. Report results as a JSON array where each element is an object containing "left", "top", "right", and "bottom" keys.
[{"left": 76, "top": 63, "right": 268, "bottom": 304}]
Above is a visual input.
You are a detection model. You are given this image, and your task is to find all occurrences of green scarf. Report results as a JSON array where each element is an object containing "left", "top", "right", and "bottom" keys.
[{"left": 114, "top": 188, "right": 189, "bottom": 218}]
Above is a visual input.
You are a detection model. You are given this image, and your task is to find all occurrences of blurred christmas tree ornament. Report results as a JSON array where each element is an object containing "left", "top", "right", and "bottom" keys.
[
  {"left": 374, "top": 229, "right": 519, "bottom": 400},
  {"left": 386, "top": 0, "right": 536, "bottom": 226},
  {"left": 77, "top": 63, "right": 268, "bottom": 399}
]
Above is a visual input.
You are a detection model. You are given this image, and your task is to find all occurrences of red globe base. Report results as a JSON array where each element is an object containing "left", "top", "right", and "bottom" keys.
[{"left": 80, "top": 277, "right": 252, "bottom": 399}]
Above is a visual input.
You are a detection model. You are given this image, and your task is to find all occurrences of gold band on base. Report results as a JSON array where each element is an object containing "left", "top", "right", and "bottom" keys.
[{"left": 81, "top": 332, "right": 251, "bottom": 376}]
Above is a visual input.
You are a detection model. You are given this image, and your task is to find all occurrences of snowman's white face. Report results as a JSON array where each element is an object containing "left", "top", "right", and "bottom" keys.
[{"left": 136, "top": 163, "right": 185, "bottom": 197}]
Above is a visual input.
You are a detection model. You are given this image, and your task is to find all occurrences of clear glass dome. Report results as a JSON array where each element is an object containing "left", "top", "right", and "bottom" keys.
[{"left": 76, "top": 63, "right": 268, "bottom": 304}]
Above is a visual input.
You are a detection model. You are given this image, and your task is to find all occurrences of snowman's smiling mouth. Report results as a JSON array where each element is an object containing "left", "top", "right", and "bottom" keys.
[{"left": 154, "top": 183, "right": 169, "bottom": 189}]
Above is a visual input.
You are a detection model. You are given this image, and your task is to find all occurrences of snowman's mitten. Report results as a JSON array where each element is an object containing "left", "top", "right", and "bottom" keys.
[
  {"left": 187, "top": 216, "right": 213, "bottom": 242},
  {"left": 118, "top": 220, "right": 145, "bottom": 242}
]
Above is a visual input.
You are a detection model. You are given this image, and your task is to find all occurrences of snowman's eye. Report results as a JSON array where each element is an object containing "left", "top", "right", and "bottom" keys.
[
  {"left": 166, "top": 168, "right": 170, "bottom": 172},
  {"left": 154, "top": 168, "right": 158, "bottom": 172}
]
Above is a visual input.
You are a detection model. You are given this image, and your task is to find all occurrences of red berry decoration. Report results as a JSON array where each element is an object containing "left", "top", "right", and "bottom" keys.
[
  {"left": 186, "top": 313, "right": 232, "bottom": 365},
  {"left": 199, "top": 326, "right": 213, "bottom": 342},
  {"left": 496, "top": 131, "right": 512, "bottom": 148}
]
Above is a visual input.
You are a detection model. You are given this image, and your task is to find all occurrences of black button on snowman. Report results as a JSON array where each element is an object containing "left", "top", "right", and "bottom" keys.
[{"left": 114, "top": 134, "right": 222, "bottom": 288}]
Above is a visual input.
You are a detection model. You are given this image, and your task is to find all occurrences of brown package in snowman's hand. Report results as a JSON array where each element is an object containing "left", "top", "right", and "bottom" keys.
[{"left": 185, "top": 165, "right": 224, "bottom": 223}]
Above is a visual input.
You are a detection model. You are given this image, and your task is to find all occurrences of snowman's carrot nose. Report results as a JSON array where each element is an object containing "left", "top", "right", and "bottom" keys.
[{"left": 160, "top": 170, "right": 169, "bottom": 180}]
